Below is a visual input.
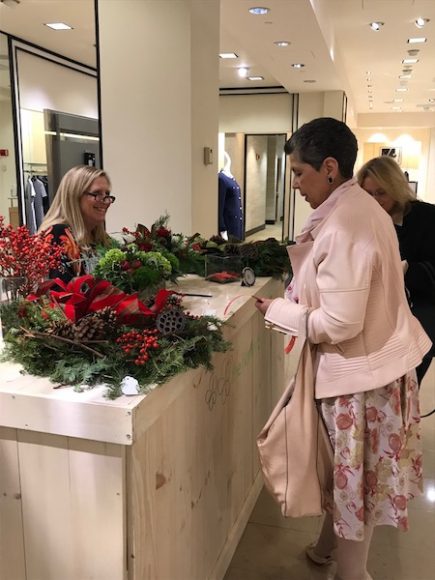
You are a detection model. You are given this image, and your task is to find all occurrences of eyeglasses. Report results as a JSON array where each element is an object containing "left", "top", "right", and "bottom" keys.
[{"left": 85, "top": 191, "right": 116, "bottom": 204}]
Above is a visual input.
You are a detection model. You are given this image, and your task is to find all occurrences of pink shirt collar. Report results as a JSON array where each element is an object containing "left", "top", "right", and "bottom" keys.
[{"left": 296, "top": 178, "right": 357, "bottom": 244}]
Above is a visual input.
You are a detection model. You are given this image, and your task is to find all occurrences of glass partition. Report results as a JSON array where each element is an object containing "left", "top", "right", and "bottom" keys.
[
  {"left": 8, "top": 38, "right": 99, "bottom": 230},
  {"left": 0, "top": 32, "right": 18, "bottom": 226}
]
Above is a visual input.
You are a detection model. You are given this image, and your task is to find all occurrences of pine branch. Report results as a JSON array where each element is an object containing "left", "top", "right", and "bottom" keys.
[{"left": 20, "top": 327, "right": 105, "bottom": 359}]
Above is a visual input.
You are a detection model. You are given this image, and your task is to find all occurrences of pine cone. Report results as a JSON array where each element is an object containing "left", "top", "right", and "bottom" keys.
[
  {"left": 74, "top": 314, "right": 106, "bottom": 341},
  {"left": 93, "top": 306, "right": 118, "bottom": 327},
  {"left": 47, "top": 319, "right": 75, "bottom": 340}
]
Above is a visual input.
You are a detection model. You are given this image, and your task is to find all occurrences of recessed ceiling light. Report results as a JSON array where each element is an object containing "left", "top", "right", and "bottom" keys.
[
  {"left": 369, "top": 21, "right": 384, "bottom": 31},
  {"left": 408, "top": 37, "right": 427, "bottom": 44},
  {"left": 415, "top": 17, "right": 430, "bottom": 28},
  {"left": 274, "top": 41, "right": 290, "bottom": 47},
  {"left": 248, "top": 76, "right": 264, "bottom": 81},
  {"left": 219, "top": 52, "right": 238, "bottom": 59},
  {"left": 407, "top": 49, "right": 420, "bottom": 56},
  {"left": 291, "top": 63, "right": 305, "bottom": 68},
  {"left": 238, "top": 67, "right": 249, "bottom": 78},
  {"left": 369, "top": 103, "right": 373, "bottom": 109},
  {"left": 394, "top": 98, "right": 403, "bottom": 103},
  {"left": 45, "top": 22, "right": 73, "bottom": 30},
  {"left": 303, "top": 79, "right": 316, "bottom": 83},
  {"left": 399, "top": 74, "right": 411, "bottom": 79},
  {"left": 396, "top": 87, "right": 408, "bottom": 92},
  {"left": 249, "top": 7, "right": 270, "bottom": 15},
  {"left": 402, "top": 58, "right": 418, "bottom": 64},
  {"left": 429, "top": 98, "right": 435, "bottom": 103},
  {"left": 392, "top": 106, "right": 402, "bottom": 111}
]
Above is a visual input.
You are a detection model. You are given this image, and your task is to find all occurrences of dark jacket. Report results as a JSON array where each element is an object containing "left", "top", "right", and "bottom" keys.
[
  {"left": 396, "top": 200, "right": 435, "bottom": 343},
  {"left": 218, "top": 171, "right": 243, "bottom": 240}
]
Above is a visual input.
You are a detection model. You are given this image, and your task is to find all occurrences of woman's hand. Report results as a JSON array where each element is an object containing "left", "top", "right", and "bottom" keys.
[{"left": 254, "top": 297, "right": 274, "bottom": 316}]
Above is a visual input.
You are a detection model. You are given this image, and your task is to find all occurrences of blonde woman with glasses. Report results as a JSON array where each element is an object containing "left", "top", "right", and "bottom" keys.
[{"left": 39, "top": 165, "right": 115, "bottom": 282}]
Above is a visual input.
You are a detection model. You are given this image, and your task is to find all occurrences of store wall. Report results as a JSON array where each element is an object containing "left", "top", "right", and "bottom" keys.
[
  {"left": 354, "top": 127, "right": 431, "bottom": 201},
  {"left": 219, "top": 93, "right": 293, "bottom": 134},
  {"left": 99, "top": 0, "right": 219, "bottom": 237},
  {"left": 0, "top": 101, "right": 15, "bottom": 222},
  {"left": 428, "top": 128, "right": 435, "bottom": 201},
  {"left": 17, "top": 51, "right": 98, "bottom": 116},
  {"left": 245, "top": 135, "right": 268, "bottom": 232},
  {"left": 292, "top": 90, "right": 347, "bottom": 236}
]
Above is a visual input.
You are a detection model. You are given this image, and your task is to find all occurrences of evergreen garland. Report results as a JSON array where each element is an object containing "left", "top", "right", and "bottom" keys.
[{"left": 1, "top": 294, "right": 230, "bottom": 400}]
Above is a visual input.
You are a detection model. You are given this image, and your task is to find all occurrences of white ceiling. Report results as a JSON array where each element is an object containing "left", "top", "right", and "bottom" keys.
[{"left": 1, "top": 0, "right": 435, "bottom": 117}]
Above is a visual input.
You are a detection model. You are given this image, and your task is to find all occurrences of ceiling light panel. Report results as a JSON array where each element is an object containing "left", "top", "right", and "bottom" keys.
[
  {"left": 291, "top": 63, "right": 305, "bottom": 68},
  {"left": 408, "top": 37, "right": 426, "bottom": 44},
  {"left": 249, "top": 7, "right": 270, "bottom": 15},
  {"left": 45, "top": 22, "right": 73, "bottom": 30},
  {"left": 402, "top": 58, "right": 418, "bottom": 64},
  {"left": 274, "top": 41, "right": 290, "bottom": 47},
  {"left": 248, "top": 76, "right": 264, "bottom": 81},
  {"left": 219, "top": 52, "right": 238, "bottom": 59}
]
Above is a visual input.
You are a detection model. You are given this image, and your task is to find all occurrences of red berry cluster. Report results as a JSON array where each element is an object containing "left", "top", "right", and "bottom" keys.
[
  {"left": 117, "top": 328, "right": 160, "bottom": 365},
  {"left": 0, "top": 216, "right": 64, "bottom": 295}
]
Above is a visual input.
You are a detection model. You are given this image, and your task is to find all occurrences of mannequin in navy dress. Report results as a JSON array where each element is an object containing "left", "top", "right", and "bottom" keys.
[{"left": 218, "top": 152, "right": 243, "bottom": 240}]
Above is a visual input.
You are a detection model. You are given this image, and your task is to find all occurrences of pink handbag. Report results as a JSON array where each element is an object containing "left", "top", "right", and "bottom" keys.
[{"left": 257, "top": 339, "right": 334, "bottom": 517}]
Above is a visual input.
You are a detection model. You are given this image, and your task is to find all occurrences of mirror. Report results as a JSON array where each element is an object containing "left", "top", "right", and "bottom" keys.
[
  {"left": 9, "top": 40, "right": 99, "bottom": 231},
  {"left": 244, "top": 134, "right": 286, "bottom": 242},
  {"left": 220, "top": 132, "right": 288, "bottom": 242},
  {"left": 0, "top": 32, "right": 18, "bottom": 226},
  {"left": 0, "top": 0, "right": 98, "bottom": 230}
]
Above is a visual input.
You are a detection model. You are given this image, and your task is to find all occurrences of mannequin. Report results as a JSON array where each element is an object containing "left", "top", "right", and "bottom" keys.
[{"left": 218, "top": 152, "right": 243, "bottom": 240}]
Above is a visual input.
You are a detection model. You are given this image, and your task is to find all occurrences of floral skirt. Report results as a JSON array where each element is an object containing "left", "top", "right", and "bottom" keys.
[{"left": 320, "top": 371, "right": 422, "bottom": 541}]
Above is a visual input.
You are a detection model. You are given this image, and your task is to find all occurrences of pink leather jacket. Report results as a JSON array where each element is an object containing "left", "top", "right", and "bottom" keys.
[{"left": 265, "top": 180, "right": 431, "bottom": 399}]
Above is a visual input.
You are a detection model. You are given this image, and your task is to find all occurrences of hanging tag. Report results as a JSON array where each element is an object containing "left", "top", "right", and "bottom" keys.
[
  {"left": 121, "top": 375, "right": 140, "bottom": 396},
  {"left": 284, "top": 335, "right": 296, "bottom": 354}
]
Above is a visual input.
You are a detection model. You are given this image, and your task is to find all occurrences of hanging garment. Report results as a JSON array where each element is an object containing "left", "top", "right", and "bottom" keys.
[
  {"left": 32, "top": 177, "right": 49, "bottom": 229},
  {"left": 218, "top": 171, "right": 243, "bottom": 240},
  {"left": 24, "top": 177, "right": 37, "bottom": 234}
]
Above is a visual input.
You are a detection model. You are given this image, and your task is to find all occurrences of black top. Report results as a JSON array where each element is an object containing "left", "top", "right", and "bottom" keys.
[{"left": 396, "top": 200, "right": 435, "bottom": 341}]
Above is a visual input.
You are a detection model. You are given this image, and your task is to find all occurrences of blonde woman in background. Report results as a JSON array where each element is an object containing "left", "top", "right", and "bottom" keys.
[
  {"left": 39, "top": 165, "right": 114, "bottom": 282},
  {"left": 358, "top": 156, "right": 435, "bottom": 383}
]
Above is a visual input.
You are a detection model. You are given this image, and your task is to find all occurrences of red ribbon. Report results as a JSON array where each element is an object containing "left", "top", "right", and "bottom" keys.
[{"left": 27, "top": 275, "right": 173, "bottom": 324}]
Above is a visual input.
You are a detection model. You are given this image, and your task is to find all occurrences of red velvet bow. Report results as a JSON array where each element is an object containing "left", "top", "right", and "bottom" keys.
[{"left": 28, "top": 275, "right": 174, "bottom": 324}]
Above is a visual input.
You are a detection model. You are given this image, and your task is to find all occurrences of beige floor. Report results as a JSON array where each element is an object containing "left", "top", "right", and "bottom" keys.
[
  {"left": 246, "top": 224, "right": 284, "bottom": 242},
  {"left": 224, "top": 363, "right": 435, "bottom": 580}
]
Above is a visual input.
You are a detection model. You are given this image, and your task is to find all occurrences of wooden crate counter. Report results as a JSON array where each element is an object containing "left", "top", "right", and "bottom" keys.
[{"left": 0, "top": 275, "right": 287, "bottom": 580}]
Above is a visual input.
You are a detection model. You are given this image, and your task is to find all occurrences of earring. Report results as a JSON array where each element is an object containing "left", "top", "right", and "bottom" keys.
[{"left": 327, "top": 175, "right": 333, "bottom": 184}]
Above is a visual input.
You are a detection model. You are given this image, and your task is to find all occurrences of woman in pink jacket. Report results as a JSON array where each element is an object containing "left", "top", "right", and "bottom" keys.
[{"left": 255, "top": 117, "right": 431, "bottom": 580}]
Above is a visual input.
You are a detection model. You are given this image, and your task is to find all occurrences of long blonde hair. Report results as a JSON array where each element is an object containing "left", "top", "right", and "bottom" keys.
[
  {"left": 357, "top": 156, "right": 415, "bottom": 211},
  {"left": 39, "top": 165, "right": 111, "bottom": 247}
]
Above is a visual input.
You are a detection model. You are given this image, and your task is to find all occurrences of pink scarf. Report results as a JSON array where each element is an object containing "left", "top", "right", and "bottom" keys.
[{"left": 286, "top": 178, "right": 356, "bottom": 302}]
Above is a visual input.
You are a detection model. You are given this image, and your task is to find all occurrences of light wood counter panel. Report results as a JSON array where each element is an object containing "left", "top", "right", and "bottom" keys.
[{"left": 0, "top": 276, "right": 288, "bottom": 580}]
